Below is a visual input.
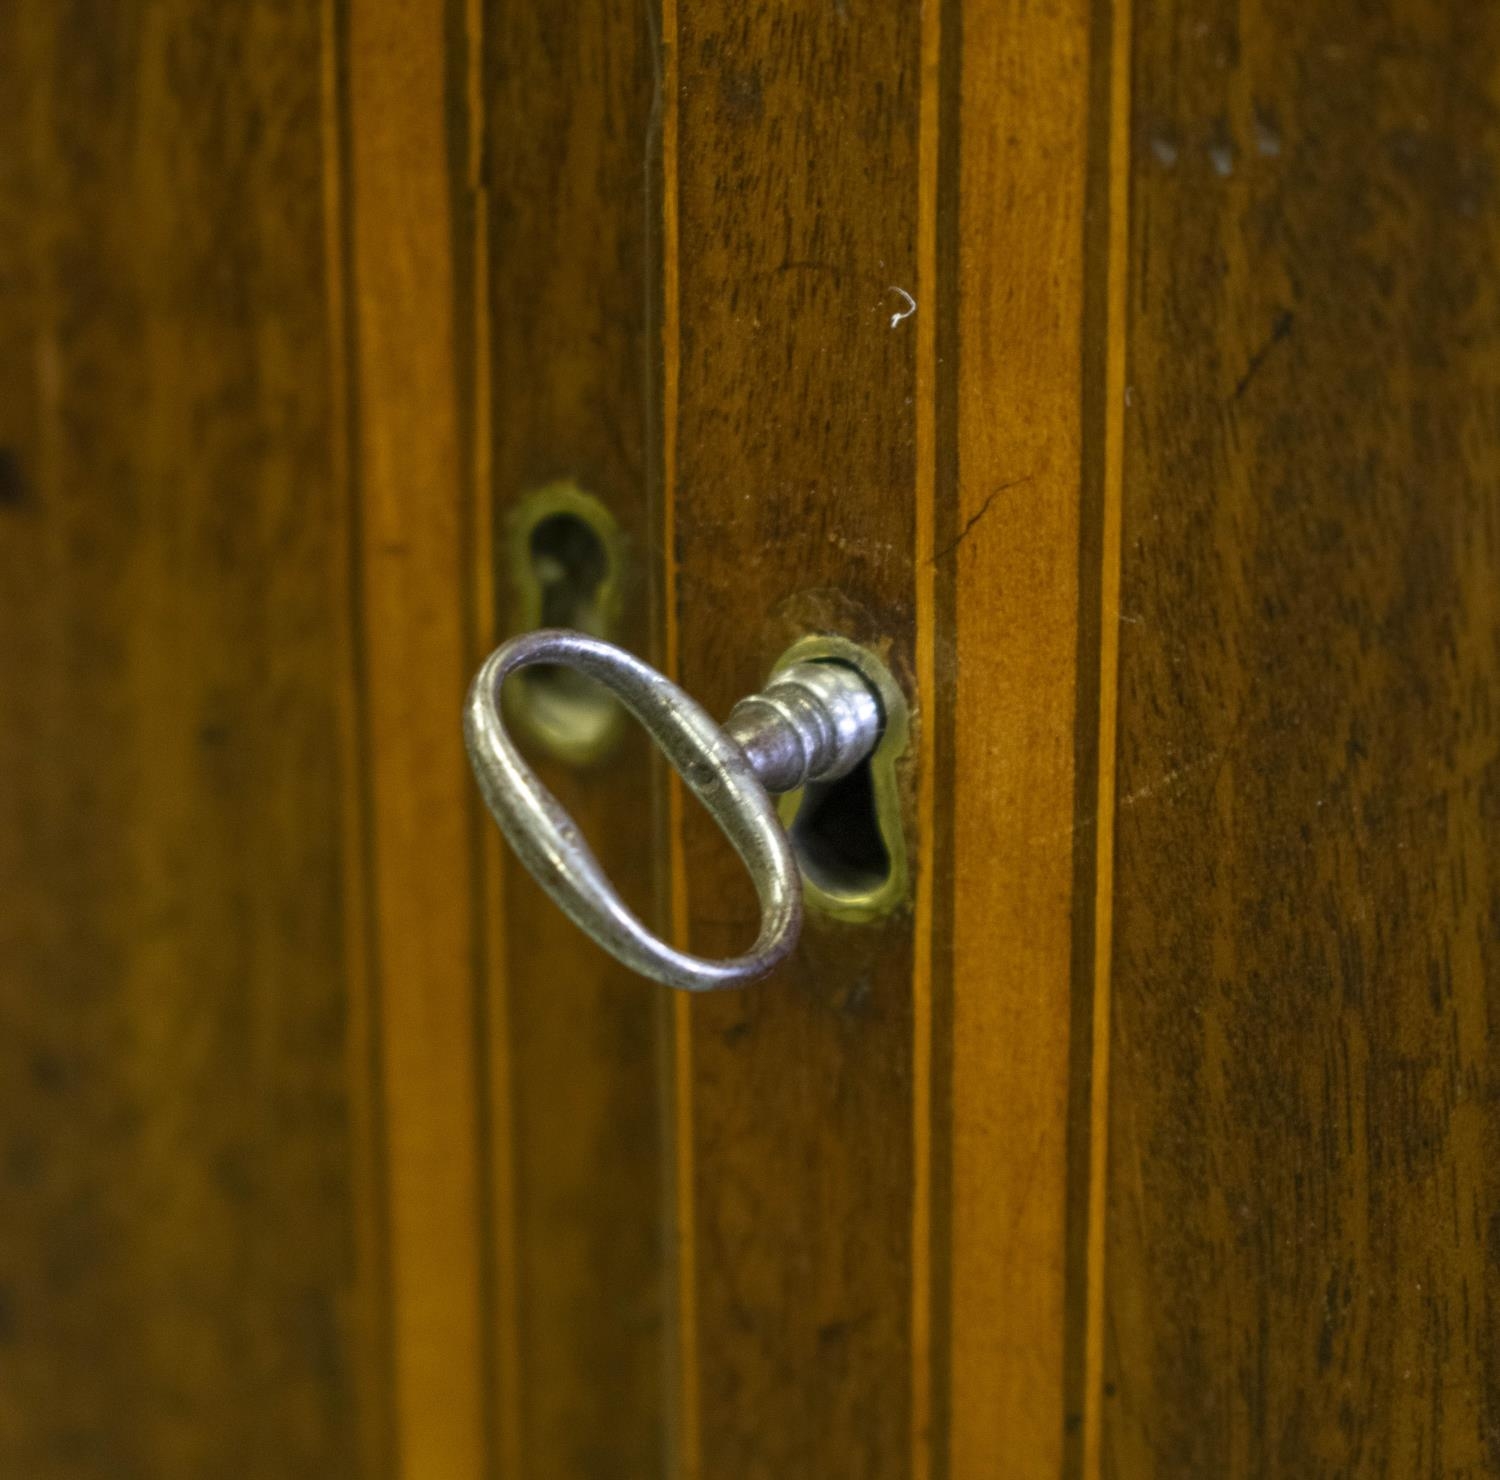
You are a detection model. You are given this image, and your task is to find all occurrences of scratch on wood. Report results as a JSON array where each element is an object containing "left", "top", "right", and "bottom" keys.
[
  {"left": 929, "top": 475, "right": 1034, "bottom": 565},
  {"left": 1231, "top": 308, "right": 1295, "bottom": 403},
  {"left": 1115, "top": 752, "right": 1221, "bottom": 810}
]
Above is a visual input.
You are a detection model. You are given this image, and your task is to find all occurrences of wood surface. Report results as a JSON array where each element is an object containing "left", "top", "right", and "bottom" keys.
[
  {"left": 482, "top": 1, "right": 669, "bottom": 1474},
  {"left": 941, "top": 0, "right": 1100, "bottom": 1473},
  {"left": 662, "top": 3, "right": 923, "bottom": 1474},
  {"left": 1102, "top": 2, "right": 1500, "bottom": 1475},
  {"left": 0, "top": 5, "right": 369, "bottom": 1476},
  {"left": 339, "top": 0, "right": 493, "bottom": 1473},
  {"left": 3, "top": 2, "right": 1497, "bottom": 1478}
]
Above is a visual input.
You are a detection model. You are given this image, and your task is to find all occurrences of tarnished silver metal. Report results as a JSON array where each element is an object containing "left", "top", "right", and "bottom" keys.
[
  {"left": 463, "top": 629, "right": 885, "bottom": 991},
  {"left": 724, "top": 661, "right": 883, "bottom": 792}
]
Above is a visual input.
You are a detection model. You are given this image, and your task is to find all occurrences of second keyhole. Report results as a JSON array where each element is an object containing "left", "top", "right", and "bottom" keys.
[{"left": 506, "top": 483, "right": 625, "bottom": 764}]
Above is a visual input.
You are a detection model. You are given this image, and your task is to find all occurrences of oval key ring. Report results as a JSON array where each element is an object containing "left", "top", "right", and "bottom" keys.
[{"left": 463, "top": 629, "right": 884, "bottom": 991}]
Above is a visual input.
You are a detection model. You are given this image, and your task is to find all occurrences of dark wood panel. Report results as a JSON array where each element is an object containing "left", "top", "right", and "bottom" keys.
[
  {"left": 0, "top": 4, "right": 368, "bottom": 1476},
  {"left": 1105, "top": 2, "right": 1500, "bottom": 1474},
  {"left": 666, "top": 3, "right": 922, "bottom": 1474},
  {"left": 482, "top": 1, "right": 668, "bottom": 1473}
]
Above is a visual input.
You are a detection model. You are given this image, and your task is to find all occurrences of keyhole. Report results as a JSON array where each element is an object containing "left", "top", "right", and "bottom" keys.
[
  {"left": 788, "top": 755, "right": 892, "bottom": 903},
  {"left": 506, "top": 486, "right": 624, "bottom": 763},
  {"left": 771, "top": 636, "right": 909, "bottom": 922},
  {"left": 531, "top": 512, "right": 608, "bottom": 628}
]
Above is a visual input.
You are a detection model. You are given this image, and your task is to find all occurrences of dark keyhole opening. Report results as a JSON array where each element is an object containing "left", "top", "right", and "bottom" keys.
[
  {"left": 788, "top": 754, "right": 892, "bottom": 903},
  {"left": 516, "top": 509, "right": 616, "bottom": 752},
  {"left": 531, "top": 511, "right": 609, "bottom": 627}
]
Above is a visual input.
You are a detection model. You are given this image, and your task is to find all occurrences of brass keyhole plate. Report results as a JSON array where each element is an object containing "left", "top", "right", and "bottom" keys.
[
  {"left": 771, "top": 634, "right": 910, "bottom": 922},
  {"left": 504, "top": 482, "right": 625, "bottom": 765}
]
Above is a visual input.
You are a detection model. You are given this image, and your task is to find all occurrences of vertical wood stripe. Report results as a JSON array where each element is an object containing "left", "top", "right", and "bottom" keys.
[
  {"left": 946, "top": 0, "right": 1096, "bottom": 1472},
  {"left": 340, "top": 0, "right": 490, "bottom": 1474},
  {"left": 321, "top": 1, "right": 396, "bottom": 1474},
  {"left": 459, "top": 0, "right": 519, "bottom": 1472},
  {"left": 481, "top": 0, "right": 668, "bottom": 1470},
  {"left": 912, "top": 0, "right": 944, "bottom": 1475},
  {"left": 658, "top": 3, "right": 699, "bottom": 1477},
  {"left": 1081, "top": 0, "right": 1132, "bottom": 1470},
  {"left": 668, "top": 3, "right": 922, "bottom": 1474}
]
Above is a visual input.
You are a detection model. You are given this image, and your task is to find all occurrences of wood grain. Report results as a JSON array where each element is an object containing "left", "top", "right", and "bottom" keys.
[
  {"left": 941, "top": 0, "right": 1098, "bottom": 1473},
  {"left": 10, "top": 5, "right": 1500, "bottom": 1477},
  {"left": 0, "top": 4, "right": 368, "bottom": 1475},
  {"left": 1103, "top": 2, "right": 1500, "bottom": 1474},
  {"left": 665, "top": 2, "right": 922, "bottom": 1473},
  {"left": 482, "top": 1, "right": 668, "bottom": 1474},
  {"left": 341, "top": 0, "right": 491, "bottom": 1473}
]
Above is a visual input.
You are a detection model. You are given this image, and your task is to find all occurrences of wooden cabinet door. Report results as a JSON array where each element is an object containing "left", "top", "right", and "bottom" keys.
[{"left": 3, "top": 2, "right": 1497, "bottom": 1478}]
